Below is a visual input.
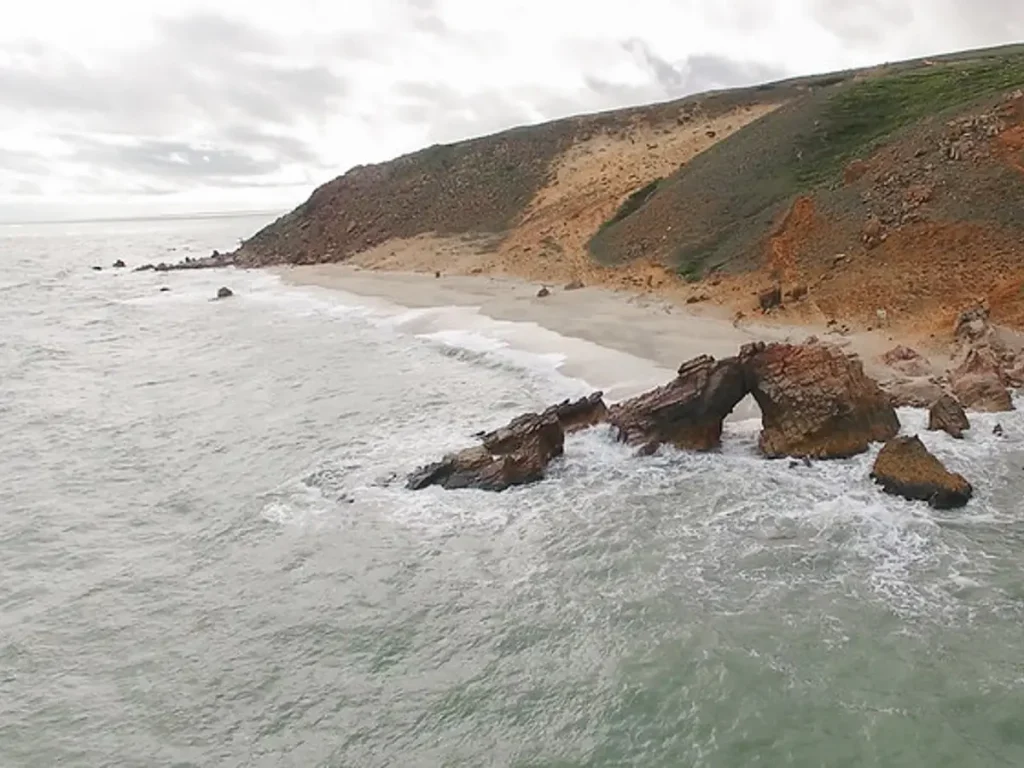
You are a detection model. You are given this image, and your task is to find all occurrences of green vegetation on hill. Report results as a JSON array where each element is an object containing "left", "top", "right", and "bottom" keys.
[{"left": 588, "top": 49, "right": 1024, "bottom": 279}]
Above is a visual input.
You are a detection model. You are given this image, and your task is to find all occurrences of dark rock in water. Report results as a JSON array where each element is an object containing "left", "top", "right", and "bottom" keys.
[
  {"left": 478, "top": 392, "right": 608, "bottom": 447},
  {"left": 607, "top": 354, "right": 748, "bottom": 453},
  {"left": 564, "top": 279, "right": 585, "bottom": 291},
  {"left": 408, "top": 411, "right": 564, "bottom": 492},
  {"left": 216, "top": 287, "right": 233, "bottom": 299},
  {"left": 91, "top": 266, "right": 102, "bottom": 271},
  {"left": 927, "top": 394, "right": 970, "bottom": 439},
  {"left": 994, "top": 423, "right": 1005, "bottom": 437},
  {"left": 536, "top": 286, "right": 550, "bottom": 298},
  {"left": 112, "top": 259, "right": 126, "bottom": 268},
  {"left": 159, "top": 287, "right": 170, "bottom": 292},
  {"left": 134, "top": 264, "right": 156, "bottom": 272},
  {"left": 741, "top": 340, "right": 899, "bottom": 459},
  {"left": 435, "top": 270, "right": 441, "bottom": 278},
  {"left": 871, "top": 435, "right": 972, "bottom": 509}
]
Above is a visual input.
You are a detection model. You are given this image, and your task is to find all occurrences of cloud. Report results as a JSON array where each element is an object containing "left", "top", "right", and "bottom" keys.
[{"left": 0, "top": 0, "right": 1022, "bottom": 218}]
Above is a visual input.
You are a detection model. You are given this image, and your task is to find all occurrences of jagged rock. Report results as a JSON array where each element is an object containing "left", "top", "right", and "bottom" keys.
[
  {"left": 408, "top": 411, "right": 564, "bottom": 491},
  {"left": 546, "top": 392, "right": 608, "bottom": 433},
  {"left": 881, "top": 345, "right": 932, "bottom": 377},
  {"left": 880, "top": 377, "right": 948, "bottom": 408},
  {"left": 564, "top": 279, "right": 585, "bottom": 291},
  {"left": 741, "top": 341, "right": 900, "bottom": 458},
  {"left": 112, "top": 259, "right": 126, "bottom": 268},
  {"left": 758, "top": 286, "right": 781, "bottom": 311},
  {"left": 536, "top": 286, "right": 550, "bottom": 298},
  {"left": 949, "top": 346, "right": 1013, "bottom": 412},
  {"left": 607, "top": 355, "right": 748, "bottom": 453},
  {"left": 216, "top": 287, "right": 234, "bottom": 299},
  {"left": 927, "top": 394, "right": 970, "bottom": 439},
  {"left": 870, "top": 435, "right": 972, "bottom": 509}
]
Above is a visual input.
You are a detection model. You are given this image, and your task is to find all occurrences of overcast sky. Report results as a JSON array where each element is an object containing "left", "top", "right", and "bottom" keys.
[{"left": 2, "top": 0, "right": 1022, "bottom": 220}]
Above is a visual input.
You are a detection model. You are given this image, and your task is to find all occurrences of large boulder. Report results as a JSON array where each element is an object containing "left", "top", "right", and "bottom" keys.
[
  {"left": 880, "top": 376, "right": 948, "bottom": 408},
  {"left": 870, "top": 435, "right": 972, "bottom": 509},
  {"left": 927, "top": 394, "right": 970, "bottom": 439},
  {"left": 741, "top": 341, "right": 900, "bottom": 458},
  {"left": 880, "top": 345, "right": 932, "bottom": 377},
  {"left": 409, "top": 411, "right": 564, "bottom": 492},
  {"left": 949, "top": 346, "right": 1013, "bottom": 412},
  {"left": 607, "top": 354, "right": 748, "bottom": 453}
]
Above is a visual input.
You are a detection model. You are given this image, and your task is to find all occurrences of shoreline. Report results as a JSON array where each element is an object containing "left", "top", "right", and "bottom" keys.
[{"left": 275, "top": 264, "right": 942, "bottom": 399}]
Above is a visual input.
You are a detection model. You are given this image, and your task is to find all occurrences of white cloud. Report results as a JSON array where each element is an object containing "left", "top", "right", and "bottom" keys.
[{"left": 1, "top": 0, "right": 1022, "bottom": 220}]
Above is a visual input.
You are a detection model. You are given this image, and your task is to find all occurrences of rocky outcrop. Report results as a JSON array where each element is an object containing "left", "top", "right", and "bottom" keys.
[
  {"left": 870, "top": 435, "right": 973, "bottom": 509},
  {"left": 880, "top": 377, "right": 948, "bottom": 408},
  {"left": 881, "top": 345, "right": 932, "bottom": 377},
  {"left": 927, "top": 394, "right": 970, "bottom": 438},
  {"left": 948, "top": 303, "right": 1016, "bottom": 412},
  {"left": 134, "top": 251, "right": 236, "bottom": 273},
  {"left": 547, "top": 392, "right": 608, "bottom": 434},
  {"left": 607, "top": 354, "right": 748, "bottom": 453},
  {"left": 741, "top": 341, "right": 900, "bottom": 458},
  {"left": 408, "top": 410, "right": 565, "bottom": 492}
]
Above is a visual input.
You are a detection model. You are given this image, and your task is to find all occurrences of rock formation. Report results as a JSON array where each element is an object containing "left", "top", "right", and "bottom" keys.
[
  {"left": 409, "top": 393, "right": 606, "bottom": 491},
  {"left": 880, "top": 345, "right": 932, "bottom": 377},
  {"left": 927, "top": 394, "right": 970, "bottom": 438},
  {"left": 948, "top": 303, "right": 1015, "bottom": 412},
  {"left": 741, "top": 341, "right": 900, "bottom": 458},
  {"left": 134, "top": 250, "right": 236, "bottom": 273},
  {"left": 607, "top": 355, "right": 748, "bottom": 453},
  {"left": 870, "top": 435, "right": 973, "bottom": 509},
  {"left": 880, "top": 377, "right": 949, "bottom": 408}
]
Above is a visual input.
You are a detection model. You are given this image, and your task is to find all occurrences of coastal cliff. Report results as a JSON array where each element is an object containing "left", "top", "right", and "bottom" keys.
[{"left": 234, "top": 44, "right": 1024, "bottom": 338}]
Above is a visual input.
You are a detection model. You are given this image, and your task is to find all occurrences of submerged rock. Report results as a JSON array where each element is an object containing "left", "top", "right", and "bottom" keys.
[
  {"left": 91, "top": 266, "right": 102, "bottom": 271},
  {"left": 607, "top": 354, "right": 748, "bottom": 453},
  {"left": 741, "top": 341, "right": 899, "bottom": 458},
  {"left": 216, "top": 287, "right": 234, "bottom": 299},
  {"left": 871, "top": 435, "right": 972, "bottom": 509},
  {"left": 927, "top": 394, "right": 970, "bottom": 439}
]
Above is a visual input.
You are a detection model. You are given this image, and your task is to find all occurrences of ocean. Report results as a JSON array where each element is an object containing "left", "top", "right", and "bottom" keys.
[{"left": 2, "top": 213, "right": 1023, "bottom": 767}]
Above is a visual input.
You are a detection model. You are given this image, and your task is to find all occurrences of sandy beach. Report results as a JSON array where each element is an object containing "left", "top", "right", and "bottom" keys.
[{"left": 278, "top": 263, "right": 937, "bottom": 404}]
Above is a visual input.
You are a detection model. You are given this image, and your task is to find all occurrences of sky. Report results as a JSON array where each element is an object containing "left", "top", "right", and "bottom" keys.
[{"left": 1, "top": 0, "right": 1022, "bottom": 221}]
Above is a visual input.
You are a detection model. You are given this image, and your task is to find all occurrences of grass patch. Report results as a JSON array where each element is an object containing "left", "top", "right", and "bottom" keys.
[
  {"left": 793, "top": 56, "right": 1024, "bottom": 186},
  {"left": 598, "top": 178, "right": 662, "bottom": 232}
]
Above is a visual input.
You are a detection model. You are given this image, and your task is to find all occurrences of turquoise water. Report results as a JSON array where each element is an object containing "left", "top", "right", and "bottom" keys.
[{"left": 1, "top": 215, "right": 1023, "bottom": 767}]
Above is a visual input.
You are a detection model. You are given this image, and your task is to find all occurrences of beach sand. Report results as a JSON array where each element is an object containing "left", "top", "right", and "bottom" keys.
[{"left": 278, "top": 264, "right": 940, "bottom": 407}]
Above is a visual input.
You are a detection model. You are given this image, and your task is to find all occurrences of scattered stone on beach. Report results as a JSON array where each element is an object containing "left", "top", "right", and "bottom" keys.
[
  {"left": 216, "top": 287, "right": 234, "bottom": 299},
  {"left": 758, "top": 286, "right": 782, "bottom": 312},
  {"left": 742, "top": 340, "right": 900, "bottom": 458},
  {"left": 91, "top": 266, "right": 102, "bottom": 271},
  {"left": 927, "top": 394, "right": 970, "bottom": 439},
  {"left": 564, "top": 279, "right": 585, "bottom": 291},
  {"left": 408, "top": 411, "right": 565, "bottom": 492},
  {"left": 880, "top": 376, "right": 948, "bottom": 408},
  {"left": 112, "top": 259, "right": 126, "bottom": 268},
  {"left": 785, "top": 284, "right": 808, "bottom": 302},
  {"left": 607, "top": 354, "right": 748, "bottom": 453},
  {"left": 536, "top": 286, "right": 550, "bottom": 298},
  {"left": 870, "top": 435, "right": 973, "bottom": 509},
  {"left": 881, "top": 345, "right": 932, "bottom": 377},
  {"left": 434, "top": 270, "right": 441, "bottom": 278}
]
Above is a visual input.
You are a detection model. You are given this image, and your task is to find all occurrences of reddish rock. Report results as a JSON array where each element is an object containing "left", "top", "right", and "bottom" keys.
[
  {"left": 880, "top": 345, "right": 932, "bottom": 377},
  {"left": 741, "top": 341, "right": 900, "bottom": 458},
  {"left": 880, "top": 377, "right": 948, "bottom": 408},
  {"left": 409, "top": 411, "right": 564, "bottom": 492},
  {"left": 871, "top": 435, "right": 972, "bottom": 509},
  {"left": 758, "top": 286, "right": 782, "bottom": 311},
  {"left": 607, "top": 354, "right": 748, "bottom": 453},
  {"left": 861, "top": 214, "right": 885, "bottom": 249},
  {"left": 927, "top": 394, "right": 970, "bottom": 438},
  {"left": 949, "top": 346, "right": 1013, "bottom": 412}
]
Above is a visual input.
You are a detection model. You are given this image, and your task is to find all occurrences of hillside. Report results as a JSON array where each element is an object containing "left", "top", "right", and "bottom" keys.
[{"left": 234, "top": 44, "right": 1024, "bottom": 336}]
